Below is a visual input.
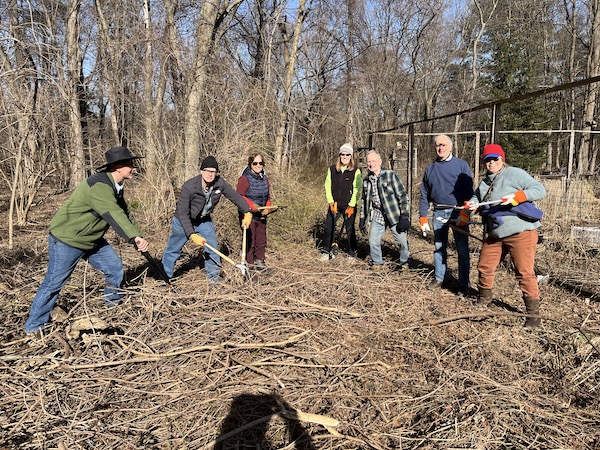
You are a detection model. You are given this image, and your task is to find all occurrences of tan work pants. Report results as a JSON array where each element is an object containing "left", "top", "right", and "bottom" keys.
[{"left": 477, "top": 229, "right": 539, "bottom": 299}]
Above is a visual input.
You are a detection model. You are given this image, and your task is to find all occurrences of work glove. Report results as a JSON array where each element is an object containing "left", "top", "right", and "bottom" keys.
[
  {"left": 261, "top": 199, "right": 273, "bottom": 216},
  {"left": 241, "top": 212, "right": 253, "bottom": 229},
  {"left": 455, "top": 209, "right": 470, "bottom": 227},
  {"left": 501, "top": 190, "right": 527, "bottom": 206},
  {"left": 419, "top": 217, "right": 431, "bottom": 236},
  {"left": 359, "top": 217, "right": 367, "bottom": 236},
  {"left": 190, "top": 233, "right": 206, "bottom": 246},
  {"left": 465, "top": 200, "right": 478, "bottom": 212},
  {"left": 396, "top": 215, "right": 410, "bottom": 233},
  {"left": 329, "top": 202, "right": 338, "bottom": 214},
  {"left": 345, "top": 206, "right": 355, "bottom": 217}
]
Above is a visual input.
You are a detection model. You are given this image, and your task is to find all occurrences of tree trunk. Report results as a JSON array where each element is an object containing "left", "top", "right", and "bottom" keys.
[
  {"left": 66, "top": 0, "right": 86, "bottom": 187},
  {"left": 274, "top": 0, "right": 308, "bottom": 174},
  {"left": 580, "top": 0, "right": 600, "bottom": 174},
  {"left": 94, "top": 0, "right": 125, "bottom": 146},
  {"left": 181, "top": 0, "right": 244, "bottom": 183}
]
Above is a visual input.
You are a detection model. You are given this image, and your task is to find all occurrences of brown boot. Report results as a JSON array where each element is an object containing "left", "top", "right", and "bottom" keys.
[
  {"left": 523, "top": 296, "right": 541, "bottom": 327},
  {"left": 475, "top": 287, "right": 493, "bottom": 306}
]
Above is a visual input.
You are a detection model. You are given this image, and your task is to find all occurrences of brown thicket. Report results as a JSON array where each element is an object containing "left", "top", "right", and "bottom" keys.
[{"left": 1, "top": 177, "right": 599, "bottom": 449}]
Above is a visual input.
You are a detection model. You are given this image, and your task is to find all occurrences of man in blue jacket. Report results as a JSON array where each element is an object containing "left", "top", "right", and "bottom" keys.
[{"left": 419, "top": 134, "right": 473, "bottom": 295}]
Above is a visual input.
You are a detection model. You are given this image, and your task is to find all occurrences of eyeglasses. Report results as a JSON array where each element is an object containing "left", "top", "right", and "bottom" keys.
[
  {"left": 484, "top": 157, "right": 500, "bottom": 163},
  {"left": 340, "top": 153, "right": 351, "bottom": 157},
  {"left": 252, "top": 161, "right": 264, "bottom": 166},
  {"left": 203, "top": 169, "right": 217, "bottom": 174}
]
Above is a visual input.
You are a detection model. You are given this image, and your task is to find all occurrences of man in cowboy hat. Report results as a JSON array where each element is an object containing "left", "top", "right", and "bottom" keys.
[{"left": 24, "top": 147, "right": 150, "bottom": 336}]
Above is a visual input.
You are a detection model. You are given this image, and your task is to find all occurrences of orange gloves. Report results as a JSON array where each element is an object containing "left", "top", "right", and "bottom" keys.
[
  {"left": 329, "top": 202, "right": 338, "bottom": 214},
  {"left": 419, "top": 217, "right": 431, "bottom": 235},
  {"left": 345, "top": 206, "right": 355, "bottom": 217},
  {"left": 455, "top": 209, "right": 470, "bottom": 227},
  {"left": 501, "top": 190, "right": 527, "bottom": 206}
]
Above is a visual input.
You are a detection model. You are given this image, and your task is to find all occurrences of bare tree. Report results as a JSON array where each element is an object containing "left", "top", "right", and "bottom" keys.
[
  {"left": 0, "top": 0, "right": 55, "bottom": 247},
  {"left": 66, "top": 0, "right": 86, "bottom": 187},
  {"left": 181, "top": 0, "right": 244, "bottom": 182},
  {"left": 580, "top": 0, "right": 600, "bottom": 174},
  {"left": 273, "top": 0, "right": 309, "bottom": 173}
]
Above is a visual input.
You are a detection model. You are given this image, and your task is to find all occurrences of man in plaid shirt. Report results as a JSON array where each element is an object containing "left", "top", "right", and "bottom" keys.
[{"left": 359, "top": 150, "right": 410, "bottom": 268}]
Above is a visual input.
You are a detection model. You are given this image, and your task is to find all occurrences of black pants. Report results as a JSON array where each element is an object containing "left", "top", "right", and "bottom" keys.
[{"left": 322, "top": 209, "right": 357, "bottom": 256}]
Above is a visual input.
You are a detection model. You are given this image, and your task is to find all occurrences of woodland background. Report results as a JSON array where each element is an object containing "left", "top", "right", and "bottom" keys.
[{"left": 3, "top": 0, "right": 600, "bottom": 237}]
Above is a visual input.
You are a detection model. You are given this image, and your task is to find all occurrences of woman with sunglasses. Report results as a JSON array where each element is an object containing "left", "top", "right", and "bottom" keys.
[
  {"left": 460, "top": 143, "right": 546, "bottom": 326},
  {"left": 319, "top": 143, "right": 362, "bottom": 261},
  {"left": 237, "top": 153, "right": 272, "bottom": 270}
]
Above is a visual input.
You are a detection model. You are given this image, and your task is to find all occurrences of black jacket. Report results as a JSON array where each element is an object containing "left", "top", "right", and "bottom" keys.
[{"left": 175, "top": 175, "right": 251, "bottom": 237}]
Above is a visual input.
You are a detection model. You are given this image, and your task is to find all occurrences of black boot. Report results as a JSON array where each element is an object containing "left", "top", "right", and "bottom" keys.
[
  {"left": 523, "top": 296, "right": 541, "bottom": 327},
  {"left": 475, "top": 287, "right": 493, "bottom": 306}
]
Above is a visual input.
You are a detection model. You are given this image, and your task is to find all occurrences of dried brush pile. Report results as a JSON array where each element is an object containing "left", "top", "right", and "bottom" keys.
[{"left": 1, "top": 177, "right": 600, "bottom": 449}]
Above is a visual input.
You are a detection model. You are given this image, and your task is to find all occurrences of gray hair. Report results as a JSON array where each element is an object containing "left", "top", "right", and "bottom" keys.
[
  {"left": 366, "top": 149, "right": 382, "bottom": 159},
  {"left": 434, "top": 134, "right": 453, "bottom": 149}
]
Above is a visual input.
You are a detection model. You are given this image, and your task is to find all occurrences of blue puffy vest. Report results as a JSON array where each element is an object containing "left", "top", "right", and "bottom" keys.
[{"left": 242, "top": 167, "right": 269, "bottom": 206}]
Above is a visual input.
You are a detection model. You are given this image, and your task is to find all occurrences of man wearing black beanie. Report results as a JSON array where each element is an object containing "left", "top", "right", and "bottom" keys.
[{"left": 162, "top": 156, "right": 253, "bottom": 284}]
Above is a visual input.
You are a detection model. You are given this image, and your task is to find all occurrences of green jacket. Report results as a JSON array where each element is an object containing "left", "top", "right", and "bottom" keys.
[{"left": 50, "top": 172, "right": 142, "bottom": 250}]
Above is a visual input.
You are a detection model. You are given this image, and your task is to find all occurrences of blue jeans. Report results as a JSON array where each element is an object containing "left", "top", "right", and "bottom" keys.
[
  {"left": 25, "top": 235, "right": 124, "bottom": 334},
  {"left": 161, "top": 216, "right": 221, "bottom": 281},
  {"left": 368, "top": 220, "right": 409, "bottom": 265},
  {"left": 432, "top": 208, "right": 470, "bottom": 286}
]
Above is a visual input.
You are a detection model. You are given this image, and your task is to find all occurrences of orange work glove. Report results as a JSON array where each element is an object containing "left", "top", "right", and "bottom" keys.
[
  {"left": 464, "top": 200, "right": 478, "bottom": 212},
  {"left": 419, "top": 216, "right": 431, "bottom": 234},
  {"left": 455, "top": 209, "right": 470, "bottom": 227},
  {"left": 329, "top": 202, "right": 338, "bottom": 214},
  {"left": 345, "top": 206, "right": 355, "bottom": 217},
  {"left": 190, "top": 234, "right": 207, "bottom": 246},
  {"left": 501, "top": 190, "right": 527, "bottom": 206}
]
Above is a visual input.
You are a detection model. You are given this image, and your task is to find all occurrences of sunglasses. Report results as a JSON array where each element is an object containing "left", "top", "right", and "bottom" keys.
[
  {"left": 252, "top": 161, "right": 264, "bottom": 166},
  {"left": 484, "top": 157, "right": 500, "bottom": 163},
  {"left": 339, "top": 153, "right": 352, "bottom": 157}
]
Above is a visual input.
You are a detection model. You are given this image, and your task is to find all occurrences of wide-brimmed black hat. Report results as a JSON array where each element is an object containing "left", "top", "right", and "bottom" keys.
[{"left": 96, "top": 147, "right": 143, "bottom": 171}]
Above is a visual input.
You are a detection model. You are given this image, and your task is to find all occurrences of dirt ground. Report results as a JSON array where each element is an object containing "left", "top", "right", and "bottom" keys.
[{"left": 1, "top": 192, "right": 599, "bottom": 449}]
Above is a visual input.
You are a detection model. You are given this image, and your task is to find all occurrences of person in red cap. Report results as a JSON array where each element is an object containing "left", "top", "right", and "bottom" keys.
[
  {"left": 24, "top": 147, "right": 150, "bottom": 336},
  {"left": 460, "top": 143, "right": 547, "bottom": 327}
]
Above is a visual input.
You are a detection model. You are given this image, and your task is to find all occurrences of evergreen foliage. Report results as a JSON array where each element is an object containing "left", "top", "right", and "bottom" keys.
[{"left": 483, "top": 24, "right": 551, "bottom": 171}]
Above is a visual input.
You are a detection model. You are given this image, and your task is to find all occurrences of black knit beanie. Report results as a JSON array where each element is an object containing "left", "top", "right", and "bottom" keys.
[{"left": 200, "top": 156, "right": 219, "bottom": 171}]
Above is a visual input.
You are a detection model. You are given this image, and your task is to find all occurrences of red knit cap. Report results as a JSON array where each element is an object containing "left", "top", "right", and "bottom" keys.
[{"left": 482, "top": 143, "right": 505, "bottom": 160}]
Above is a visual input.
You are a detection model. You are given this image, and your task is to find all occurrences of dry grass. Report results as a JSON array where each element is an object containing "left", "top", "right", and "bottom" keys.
[{"left": 1, "top": 175, "right": 599, "bottom": 449}]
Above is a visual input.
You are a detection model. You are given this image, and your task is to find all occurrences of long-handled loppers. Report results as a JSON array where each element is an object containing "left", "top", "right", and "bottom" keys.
[
  {"left": 203, "top": 242, "right": 250, "bottom": 279},
  {"left": 435, "top": 200, "right": 502, "bottom": 210},
  {"left": 134, "top": 243, "right": 175, "bottom": 288},
  {"left": 240, "top": 227, "right": 248, "bottom": 269},
  {"left": 331, "top": 212, "right": 348, "bottom": 256}
]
